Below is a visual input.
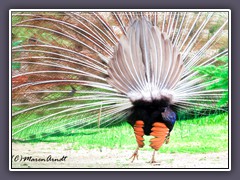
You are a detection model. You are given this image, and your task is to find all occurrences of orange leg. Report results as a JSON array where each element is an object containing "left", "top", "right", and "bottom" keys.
[
  {"left": 130, "top": 120, "right": 145, "bottom": 162},
  {"left": 149, "top": 122, "right": 169, "bottom": 163}
]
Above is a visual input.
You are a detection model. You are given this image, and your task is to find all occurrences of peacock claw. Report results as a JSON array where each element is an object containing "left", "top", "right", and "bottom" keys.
[
  {"left": 129, "top": 148, "right": 139, "bottom": 163},
  {"left": 129, "top": 153, "right": 138, "bottom": 163},
  {"left": 149, "top": 160, "right": 157, "bottom": 164}
]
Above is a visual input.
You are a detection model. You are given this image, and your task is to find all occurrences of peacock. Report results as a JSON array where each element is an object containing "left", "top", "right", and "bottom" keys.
[{"left": 11, "top": 11, "right": 229, "bottom": 163}]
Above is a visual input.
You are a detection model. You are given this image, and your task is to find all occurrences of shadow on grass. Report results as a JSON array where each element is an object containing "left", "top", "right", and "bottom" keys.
[{"left": 12, "top": 131, "right": 100, "bottom": 143}]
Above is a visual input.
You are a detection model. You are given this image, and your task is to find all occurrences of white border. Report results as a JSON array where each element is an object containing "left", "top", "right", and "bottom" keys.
[{"left": 9, "top": 9, "right": 231, "bottom": 171}]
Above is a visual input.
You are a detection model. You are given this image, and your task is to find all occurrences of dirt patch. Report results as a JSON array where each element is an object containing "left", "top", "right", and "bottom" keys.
[{"left": 11, "top": 143, "right": 228, "bottom": 169}]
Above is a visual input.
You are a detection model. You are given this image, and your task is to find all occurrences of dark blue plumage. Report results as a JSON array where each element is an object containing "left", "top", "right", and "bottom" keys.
[{"left": 161, "top": 107, "right": 176, "bottom": 132}]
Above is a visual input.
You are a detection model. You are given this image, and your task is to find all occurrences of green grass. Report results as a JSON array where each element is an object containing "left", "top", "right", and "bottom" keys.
[{"left": 14, "top": 113, "right": 228, "bottom": 154}]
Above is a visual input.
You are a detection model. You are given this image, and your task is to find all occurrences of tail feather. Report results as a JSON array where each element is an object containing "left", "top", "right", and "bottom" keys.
[{"left": 107, "top": 18, "right": 183, "bottom": 102}]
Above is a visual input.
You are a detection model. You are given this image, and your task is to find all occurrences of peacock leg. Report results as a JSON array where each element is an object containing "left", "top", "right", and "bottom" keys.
[
  {"left": 149, "top": 122, "right": 169, "bottom": 163},
  {"left": 129, "top": 146, "right": 139, "bottom": 162},
  {"left": 130, "top": 120, "right": 145, "bottom": 162},
  {"left": 165, "top": 133, "right": 171, "bottom": 144},
  {"left": 150, "top": 150, "right": 157, "bottom": 164}
]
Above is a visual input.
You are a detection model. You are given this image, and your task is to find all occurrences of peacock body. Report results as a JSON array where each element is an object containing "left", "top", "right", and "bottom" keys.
[{"left": 11, "top": 11, "right": 229, "bottom": 162}]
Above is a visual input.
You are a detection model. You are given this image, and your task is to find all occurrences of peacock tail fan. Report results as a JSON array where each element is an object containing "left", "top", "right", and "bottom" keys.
[{"left": 11, "top": 11, "right": 229, "bottom": 141}]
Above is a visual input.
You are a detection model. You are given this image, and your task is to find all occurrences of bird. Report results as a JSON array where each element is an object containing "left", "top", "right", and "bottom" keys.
[{"left": 11, "top": 11, "right": 228, "bottom": 163}]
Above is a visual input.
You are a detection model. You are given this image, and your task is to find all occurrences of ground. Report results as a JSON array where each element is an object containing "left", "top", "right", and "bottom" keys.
[{"left": 11, "top": 143, "right": 229, "bottom": 169}]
